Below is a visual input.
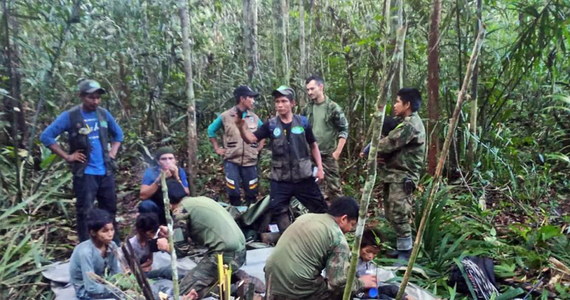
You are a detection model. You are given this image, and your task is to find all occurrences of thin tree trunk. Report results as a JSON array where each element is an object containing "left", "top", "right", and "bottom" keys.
[
  {"left": 299, "top": 0, "right": 307, "bottom": 106},
  {"left": 243, "top": 0, "right": 258, "bottom": 83},
  {"left": 273, "top": 0, "right": 290, "bottom": 84},
  {"left": 396, "top": 28, "right": 485, "bottom": 300},
  {"left": 427, "top": 0, "right": 441, "bottom": 175},
  {"left": 161, "top": 173, "right": 179, "bottom": 300},
  {"left": 179, "top": 0, "right": 197, "bottom": 196},
  {"left": 342, "top": 23, "right": 408, "bottom": 300},
  {"left": 467, "top": 0, "right": 482, "bottom": 168}
]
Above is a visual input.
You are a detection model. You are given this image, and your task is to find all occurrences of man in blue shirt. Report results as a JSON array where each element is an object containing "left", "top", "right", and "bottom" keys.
[
  {"left": 138, "top": 146, "right": 189, "bottom": 224},
  {"left": 40, "top": 79, "right": 123, "bottom": 242}
]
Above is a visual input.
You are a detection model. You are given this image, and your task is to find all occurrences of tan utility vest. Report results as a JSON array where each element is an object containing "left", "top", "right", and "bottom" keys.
[{"left": 220, "top": 106, "right": 261, "bottom": 166}]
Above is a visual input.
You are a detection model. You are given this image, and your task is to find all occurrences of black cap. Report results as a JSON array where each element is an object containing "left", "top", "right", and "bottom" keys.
[{"left": 233, "top": 85, "right": 259, "bottom": 98}]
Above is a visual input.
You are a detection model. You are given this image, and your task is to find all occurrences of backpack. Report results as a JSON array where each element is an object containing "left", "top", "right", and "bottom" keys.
[{"left": 449, "top": 256, "right": 499, "bottom": 300}]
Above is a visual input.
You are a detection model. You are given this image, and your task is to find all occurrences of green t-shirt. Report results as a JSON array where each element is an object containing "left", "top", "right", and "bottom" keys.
[
  {"left": 302, "top": 98, "right": 349, "bottom": 155},
  {"left": 265, "top": 213, "right": 360, "bottom": 297},
  {"left": 311, "top": 102, "right": 337, "bottom": 154},
  {"left": 172, "top": 196, "right": 245, "bottom": 255}
]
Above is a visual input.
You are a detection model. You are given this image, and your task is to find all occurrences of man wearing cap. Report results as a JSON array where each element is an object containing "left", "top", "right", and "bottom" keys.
[
  {"left": 138, "top": 146, "right": 190, "bottom": 225},
  {"left": 40, "top": 79, "right": 124, "bottom": 242},
  {"left": 302, "top": 75, "right": 349, "bottom": 201},
  {"left": 237, "top": 85, "right": 328, "bottom": 232},
  {"left": 208, "top": 85, "right": 264, "bottom": 206}
]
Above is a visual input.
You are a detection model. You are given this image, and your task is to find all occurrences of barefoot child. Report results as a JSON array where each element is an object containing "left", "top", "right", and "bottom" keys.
[{"left": 69, "top": 208, "right": 121, "bottom": 299}]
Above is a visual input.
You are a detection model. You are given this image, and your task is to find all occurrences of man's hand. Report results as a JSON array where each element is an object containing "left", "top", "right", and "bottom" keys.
[
  {"left": 156, "top": 238, "right": 170, "bottom": 252},
  {"left": 359, "top": 152, "right": 366, "bottom": 158},
  {"left": 109, "top": 150, "right": 117, "bottom": 159},
  {"left": 65, "top": 150, "right": 86, "bottom": 163},
  {"left": 359, "top": 274, "right": 377, "bottom": 289},
  {"left": 332, "top": 150, "right": 341, "bottom": 161},
  {"left": 316, "top": 167, "right": 325, "bottom": 182},
  {"left": 215, "top": 148, "right": 226, "bottom": 156},
  {"left": 158, "top": 225, "right": 169, "bottom": 238},
  {"left": 182, "top": 289, "right": 199, "bottom": 300},
  {"left": 140, "top": 257, "right": 153, "bottom": 272}
]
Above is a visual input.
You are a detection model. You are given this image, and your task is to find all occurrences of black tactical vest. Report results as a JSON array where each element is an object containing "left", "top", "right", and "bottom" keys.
[
  {"left": 68, "top": 105, "right": 113, "bottom": 176},
  {"left": 269, "top": 115, "right": 313, "bottom": 182}
]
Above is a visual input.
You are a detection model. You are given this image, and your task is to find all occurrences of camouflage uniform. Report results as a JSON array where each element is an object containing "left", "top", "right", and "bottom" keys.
[
  {"left": 302, "top": 97, "right": 348, "bottom": 200},
  {"left": 377, "top": 112, "right": 425, "bottom": 251},
  {"left": 171, "top": 196, "right": 246, "bottom": 298},
  {"left": 265, "top": 214, "right": 362, "bottom": 299}
]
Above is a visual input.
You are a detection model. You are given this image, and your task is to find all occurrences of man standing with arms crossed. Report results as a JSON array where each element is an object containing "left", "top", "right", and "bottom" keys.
[
  {"left": 303, "top": 75, "right": 349, "bottom": 201},
  {"left": 208, "top": 85, "right": 264, "bottom": 206},
  {"left": 40, "top": 79, "right": 123, "bottom": 242}
]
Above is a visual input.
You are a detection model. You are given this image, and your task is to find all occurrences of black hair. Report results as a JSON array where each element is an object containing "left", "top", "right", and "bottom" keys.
[
  {"left": 328, "top": 196, "right": 359, "bottom": 220},
  {"left": 235, "top": 95, "right": 243, "bottom": 105},
  {"left": 167, "top": 179, "right": 188, "bottom": 205},
  {"left": 397, "top": 88, "right": 422, "bottom": 112},
  {"left": 135, "top": 213, "right": 159, "bottom": 233},
  {"left": 361, "top": 228, "right": 382, "bottom": 249},
  {"left": 86, "top": 208, "right": 114, "bottom": 232},
  {"left": 305, "top": 74, "right": 325, "bottom": 86}
]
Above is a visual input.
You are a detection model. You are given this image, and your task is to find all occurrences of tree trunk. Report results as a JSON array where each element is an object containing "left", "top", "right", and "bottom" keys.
[
  {"left": 243, "top": 0, "right": 259, "bottom": 83},
  {"left": 426, "top": 0, "right": 442, "bottom": 175},
  {"left": 298, "top": 0, "right": 307, "bottom": 106},
  {"left": 396, "top": 28, "right": 485, "bottom": 300},
  {"left": 273, "top": 0, "right": 290, "bottom": 84},
  {"left": 179, "top": 0, "right": 197, "bottom": 196},
  {"left": 2, "top": 0, "right": 26, "bottom": 148},
  {"left": 467, "top": 0, "right": 482, "bottom": 168}
]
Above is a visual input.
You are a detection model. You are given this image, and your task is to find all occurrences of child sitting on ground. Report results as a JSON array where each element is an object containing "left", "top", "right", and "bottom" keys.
[
  {"left": 69, "top": 208, "right": 122, "bottom": 299},
  {"left": 357, "top": 229, "right": 414, "bottom": 300},
  {"left": 127, "top": 213, "right": 171, "bottom": 279}
]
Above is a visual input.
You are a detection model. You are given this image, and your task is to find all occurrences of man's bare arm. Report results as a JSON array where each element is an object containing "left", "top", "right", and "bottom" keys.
[
  {"left": 48, "top": 144, "right": 86, "bottom": 163},
  {"left": 235, "top": 119, "right": 259, "bottom": 143}
]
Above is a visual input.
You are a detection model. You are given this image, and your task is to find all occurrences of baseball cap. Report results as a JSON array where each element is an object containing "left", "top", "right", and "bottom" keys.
[
  {"left": 233, "top": 85, "right": 259, "bottom": 98},
  {"left": 271, "top": 85, "right": 295, "bottom": 99},
  {"left": 78, "top": 79, "right": 107, "bottom": 94}
]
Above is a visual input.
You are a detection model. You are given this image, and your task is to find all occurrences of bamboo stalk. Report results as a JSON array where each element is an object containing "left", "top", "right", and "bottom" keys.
[
  {"left": 396, "top": 25, "right": 485, "bottom": 300},
  {"left": 161, "top": 173, "right": 180, "bottom": 300},
  {"left": 342, "top": 23, "right": 407, "bottom": 300}
]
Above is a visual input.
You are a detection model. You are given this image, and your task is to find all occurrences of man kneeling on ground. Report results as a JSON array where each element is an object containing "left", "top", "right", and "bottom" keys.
[
  {"left": 158, "top": 191, "right": 251, "bottom": 298},
  {"left": 264, "top": 196, "right": 377, "bottom": 300}
]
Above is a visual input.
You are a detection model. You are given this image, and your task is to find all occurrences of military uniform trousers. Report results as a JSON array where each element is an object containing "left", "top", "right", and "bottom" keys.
[
  {"left": 382, "top": 182, "right": 414, "bottom": 248},
  {"left": 321, "top": 153, "right": 342, "bottom": 200}
]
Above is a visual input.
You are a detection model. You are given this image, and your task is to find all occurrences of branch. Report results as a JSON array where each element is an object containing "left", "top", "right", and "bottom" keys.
[{"left": 161, "top": 172, "right": 180, "bottom": 299}]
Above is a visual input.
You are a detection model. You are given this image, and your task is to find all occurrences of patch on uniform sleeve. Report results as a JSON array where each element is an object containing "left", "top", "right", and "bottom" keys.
[
  {"left": 291, "top": 126, "right": 305, "bottom": 134},
  {"left": 100, "top": 120, "right": 108, "bottom": 128}
]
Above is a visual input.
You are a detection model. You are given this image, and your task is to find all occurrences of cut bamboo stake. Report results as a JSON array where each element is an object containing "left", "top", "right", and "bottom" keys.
[
  {"left": 342, "top": 23, "right": 407, "bottom": 300},
  {"left": 161, "top": 173, "right": 180, "bottom": 300},
  {"left": 396, "top": 24, "right": 485, "bottom": 300}
]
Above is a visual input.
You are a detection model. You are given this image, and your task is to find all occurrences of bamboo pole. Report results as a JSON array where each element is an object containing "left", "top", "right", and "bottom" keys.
[
  {"left": 161, "top": 173, "right": 180, "bottom": 300},
  {"left": 396, "top": 25, "right": 485, "bottom": 300},
  {"left": 342, "top": 24, "right": 407, "bottom": 300}
]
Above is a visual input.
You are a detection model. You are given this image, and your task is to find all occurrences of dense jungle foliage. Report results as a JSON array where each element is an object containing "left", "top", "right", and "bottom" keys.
[{"left": 1, "top": 0, "right": 569, "bottom": 299}]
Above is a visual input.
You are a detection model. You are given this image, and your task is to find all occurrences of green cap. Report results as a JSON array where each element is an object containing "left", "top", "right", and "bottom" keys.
[
  {"left": 271, "top": 85, "right": 295, "bottom": 99},
  {"left": 78, "top": 79, "right": 107, "bottom": 94}
]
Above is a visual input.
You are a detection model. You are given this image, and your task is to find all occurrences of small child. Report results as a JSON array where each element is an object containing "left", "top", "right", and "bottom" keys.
[
  {"left": 69, "top": 208, "right": 121, "bottom": 299},
  {"left": 128, "top": 213, "right": 171, "bottom": 279},
  {"left": 357, "top": 229, "right": 413, "bottom": 300}
]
